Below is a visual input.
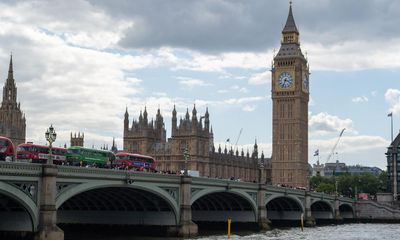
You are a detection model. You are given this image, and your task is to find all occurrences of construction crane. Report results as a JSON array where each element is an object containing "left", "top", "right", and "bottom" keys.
[
  {"left": 325, "top": 128, "right": 346, "bottom": 165},
  {"left": 234, "top": 128, "right": 243, "bottom": 150}
]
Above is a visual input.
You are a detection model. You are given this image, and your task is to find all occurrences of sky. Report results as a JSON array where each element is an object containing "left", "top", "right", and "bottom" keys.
[{"left": 0, "top": 0, "right": 399, "bottom": 170}]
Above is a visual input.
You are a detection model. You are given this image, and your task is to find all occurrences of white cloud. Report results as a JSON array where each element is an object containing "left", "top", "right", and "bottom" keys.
[
  {"left": 224, "top": 96, "right": 265, "bottom": 105},
  {"left": 249, "top": 70, "right": 271, "bottom": 85},
  {"left": 303, "top": 39, "right": 400, "bottom": 71},
  {"left": 352, "top": 96, "right": 368, "bottom": 103},
  {"left": 242, "top": 105, "right": 256, "bottom": 112},
  {"left": 172, "top": 50, "right": 270, "bottom": 72},
  {"left": 125, "top": 77, "right": 142, "bottom": 85},
  {"left": 152, "top": 92, "right": 167, "bottom": 97},
  {"left": 217, "top": 89, "right": 228, "bottom": 94},
  {"left": 385, "top": 89, "right": 400, "bottom": 116},
  {"left": 231, "top": 85, "right": 248, "bottom": 93},
  {"left": 309, "top": 112, "right": 354, "bottom": 136},
  {"left": 177, "top": 77, "right": 212, "bottom": 89}
]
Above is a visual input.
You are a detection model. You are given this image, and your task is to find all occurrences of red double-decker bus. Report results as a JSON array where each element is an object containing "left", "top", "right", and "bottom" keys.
[
  {"left": 0, "top": 136, "right": 15, "bottom": 161},
  {"left": 115, "top": 152, "right": 156, "bottom": 171},
  {"left": 16, "top": 143, "right": 67, "bottom": 164}
]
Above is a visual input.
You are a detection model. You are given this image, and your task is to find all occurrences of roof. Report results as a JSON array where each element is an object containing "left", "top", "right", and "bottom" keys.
[
  {"left": 388, "top": 132, "right": 400, "bottom": 153},
  {"left": 282, "top": 4, "right": 299, "bottom": 34}
]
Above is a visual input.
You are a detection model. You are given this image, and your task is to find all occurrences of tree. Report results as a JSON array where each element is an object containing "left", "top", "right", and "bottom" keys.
[
  {"left": 310, "top": 172, "right": 386, "bottom": 197},
  {"left": 316, "top": 182, "right": 335, "bottom": 194},
  {"left": 378, "top": 171, "right": 388, "bottom": 192}
]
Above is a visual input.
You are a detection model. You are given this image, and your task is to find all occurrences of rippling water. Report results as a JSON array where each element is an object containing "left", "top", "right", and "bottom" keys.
[
  {"left": 190, "top": 224, "right": 399, "bottom": 240},
  {"left": 62, "top": 223, "right": 400, "bottom": 240}
]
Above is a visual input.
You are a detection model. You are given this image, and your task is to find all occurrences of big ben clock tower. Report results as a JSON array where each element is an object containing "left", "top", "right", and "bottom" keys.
[{"left": 271, "top": 3, "right": 309, "bottom": 187}]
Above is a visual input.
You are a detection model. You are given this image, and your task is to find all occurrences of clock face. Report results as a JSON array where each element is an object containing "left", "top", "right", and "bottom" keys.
[
  {"left": 302, "top": 73, "right": 309, "bottom": 92},
  {"left": 278, "top": 72, "right": 293, "bottom": 89}
]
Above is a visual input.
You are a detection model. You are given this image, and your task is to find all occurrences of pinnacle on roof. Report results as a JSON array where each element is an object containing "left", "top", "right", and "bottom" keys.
[
  {"left": 282, "top": 2, "right": 299, "bottom": 34},
  {"left": 7, "top": 53, "right": 13, "bottom": 80},
  {"left": 185, "top": 108, "right": 190, "bottom": 119},
  {"left": 192, "top": 104, "right": 197, "bottom": 116},
  {"left": 124, "top": 106, "right": 129, "bottom": 117},
  {"left": 143, "top": 106, "right": 148, "bottom": 118}
]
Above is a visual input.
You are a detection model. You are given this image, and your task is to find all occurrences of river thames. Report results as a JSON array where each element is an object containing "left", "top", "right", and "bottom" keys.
[
  {"left": 62, "top": 223, "right": 399, "bottom": 240},
  {"left": 190, "top": 224, "right": 399, "bottom": 240}
]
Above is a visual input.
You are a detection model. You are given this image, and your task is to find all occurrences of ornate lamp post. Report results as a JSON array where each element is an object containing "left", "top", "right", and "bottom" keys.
[
  {"left": 183, "top": 146, "right": 189, "bottom": 176},
  {"left": 36, "top": 124, "right": 64, "bottom": 239},
  {"left": 45, "top": 124, "right": 57, "bottom": 164}
]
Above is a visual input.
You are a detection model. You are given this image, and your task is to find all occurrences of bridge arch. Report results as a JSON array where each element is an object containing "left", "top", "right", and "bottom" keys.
[
  {"left": 266, "top": 196, "right": 304, "bottom": 221},
  {"left": 310, "top": 200, "right": 334, "bottom": 219},
  {"left": 191, "top": 189, "right": 257, "bottom": 223},
  {"left": 56, "top": 182, "right": 179, "bottom": 226},
  {"left": 0, "top": 182, "right": 38, "bottom": 232},
  {"left": 339, "top": 203, "right": 354, "bottom": 219}
]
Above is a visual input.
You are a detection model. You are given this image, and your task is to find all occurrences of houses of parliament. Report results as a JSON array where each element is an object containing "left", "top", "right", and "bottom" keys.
[{"left": 1, "top": 4, "right": 309, "bottom": 187}]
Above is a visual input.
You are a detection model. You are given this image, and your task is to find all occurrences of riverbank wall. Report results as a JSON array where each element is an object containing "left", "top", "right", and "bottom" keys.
[{"left": 356, "top": 200, "right": 400, "bottom": 222}]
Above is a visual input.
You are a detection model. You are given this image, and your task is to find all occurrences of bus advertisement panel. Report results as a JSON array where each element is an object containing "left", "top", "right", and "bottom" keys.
[
  {"left": 115, "top": 152, "right": 156, "bottom": 171},
  {"left": 0, "top": 136, "right": 15, "bottom": 161},
  {"left": 66, "top": 146, "right": 115, "bottom": 167},
  {"left": 16, "top": 143, "right": 67, "bottom": 164}
]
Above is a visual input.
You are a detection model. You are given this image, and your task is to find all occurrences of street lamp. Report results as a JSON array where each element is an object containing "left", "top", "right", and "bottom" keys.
[
  {"left": 183, "top": 146, "right": 189, "bottom": 176},
  {"left": 45, "top": 124, "right": 57, "bottom": 164}
]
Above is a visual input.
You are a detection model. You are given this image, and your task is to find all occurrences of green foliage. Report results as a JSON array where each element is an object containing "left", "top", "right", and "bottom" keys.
[
  {"left": 310, "top": 171, "right": 387, "bottom": 197},
  {"left": 316, "top": 182, "right": 335, "bottom": 194}
]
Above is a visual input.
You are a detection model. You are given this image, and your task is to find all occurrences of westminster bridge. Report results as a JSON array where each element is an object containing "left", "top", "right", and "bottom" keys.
[{"left": 0, "top": 162, "right": 355, "bottom": 239}]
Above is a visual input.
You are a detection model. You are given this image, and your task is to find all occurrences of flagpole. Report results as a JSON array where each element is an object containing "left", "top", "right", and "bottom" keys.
[{"left": 391, "top": 113, "right": 393, "bottom": 143}]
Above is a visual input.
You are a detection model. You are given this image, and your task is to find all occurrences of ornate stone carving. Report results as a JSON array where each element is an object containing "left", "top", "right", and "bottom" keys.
[
  {"left": 191, "top": 188, "right": 203, "bottom": 197},
  {"left": 56, "top": 182, "right": 78, "bottom": 196},
  {"left": 8, "top": 181, "right": 38, "bottom": 203},
  {"left": 247, "top": 191, "right": 257, "bottom": 203},
  {"left": 161, "top": 187, "right": 179, "bottom": 203}
]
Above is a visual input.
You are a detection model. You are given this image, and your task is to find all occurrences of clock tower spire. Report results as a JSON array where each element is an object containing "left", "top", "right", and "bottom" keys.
[{"left": 271, "top": 3, "right": 309, "bottom": 188}]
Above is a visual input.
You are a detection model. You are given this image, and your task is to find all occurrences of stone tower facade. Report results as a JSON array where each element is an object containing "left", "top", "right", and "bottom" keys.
[
  {"left": 271, "top": 4, "right": 309, "bottom": 187},
  {"left": 70, "top": 132, "right": 84, "bottom": 147},
  {"left": 0, "top": 55, "right": 26, "bottom": 147},
  {"left": 123, "top": 106, "right": 166, "bottom": 153},
  {"left": 169, "top": 105, "right": 211, "bottom": 176},
  {"left": 123, "top": 106, "right": 270, "bottom": 182}
]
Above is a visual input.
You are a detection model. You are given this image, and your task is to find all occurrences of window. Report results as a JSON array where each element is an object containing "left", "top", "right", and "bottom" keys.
[
  {"left": 280, "top": 102, "right": 285, "bottom": 118},
  {"left": 288, "top": 102, "right": 293, "bottom": 118}
]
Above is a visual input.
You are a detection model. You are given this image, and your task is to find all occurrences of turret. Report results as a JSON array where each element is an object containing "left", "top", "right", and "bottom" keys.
[
  {"left": 3, "top": 54, "right": 17, "bottom": 104},
  {"left": 172, "top": 105, "right": 177, "bottom": 135},
  {"left": 252, "top": 138, "right": 258, "bottom": 159},
  {"left": 205, "top": 107, "right": 210, "bottom": 130},
  {"left": 185, "top": 108, "right": 190, "bottom": 120},
  {"left": 124, "top": 107, "right": 129, "bottom": 132},
  {"left": 139, "top": 110, "right": 143, "bottom": 123},
  {"left": 143, "top": 106, "right": 148, "bottom": 124},
  {"left": 192, "top": 104, "right": 197, "bottom": 122}
]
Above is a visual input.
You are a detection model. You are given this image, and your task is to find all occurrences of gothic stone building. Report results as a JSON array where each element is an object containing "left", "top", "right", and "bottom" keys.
[
  {"left": 70, "top": 132, "right": 84, "bottom": 147},
  {"left": 0, "top": 56, "right": 26, "bottom": 147},
  {"left": 123, "top": 105, "right": 270, "bottom": 182},
  {"left": 271, "top": 4, "right": 309, "bottom": 188}
]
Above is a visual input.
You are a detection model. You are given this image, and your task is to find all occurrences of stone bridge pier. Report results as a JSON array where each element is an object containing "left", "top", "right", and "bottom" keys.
[
  {"left": 34, "top": 165, "right": 63, "bottom": 240},
  {"left": 174, "top": 176, "right": 198, "bottom": 237}
]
